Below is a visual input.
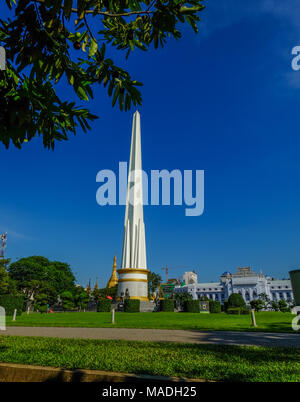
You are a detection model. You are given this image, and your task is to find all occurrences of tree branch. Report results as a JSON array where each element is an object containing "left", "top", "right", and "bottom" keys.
[{"left": 36, "top": 1, "right": 154, "bottom": 18}]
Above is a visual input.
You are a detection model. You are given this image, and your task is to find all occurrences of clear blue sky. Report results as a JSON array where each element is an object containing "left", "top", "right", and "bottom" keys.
[{"left": 1, "top": 1, "right": 300, "bottom": 287}]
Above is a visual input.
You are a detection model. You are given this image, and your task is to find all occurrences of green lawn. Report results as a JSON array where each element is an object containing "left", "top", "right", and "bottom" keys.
[
  {"left": 0, "top": 335, "right": 299, "bottom": 382},
  {"left": 6, "top": 311, "right": 298, "bottom": 333}
]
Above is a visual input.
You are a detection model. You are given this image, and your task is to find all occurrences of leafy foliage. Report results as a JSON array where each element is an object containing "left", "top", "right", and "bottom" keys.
[
  {"left": 184, "top": 299, "right": 199, "bottom": 312},
  {"left": 228, "top": 293, "right": 246, "bottom": 308},
  {"left": 0, "top": 294, "right": 24, "bottom": 315},
  {"left": 95, "top": 285, "right": 118, "bottom": 300},
  {"left": 0, "top": 0, "right": 205, "bottom": 149},
  {"left": 278, "top": 299, "right": 290, "bottom": 313},
  {"left": 160, "top": 298, "right": 174, "bottom": 311},
  {"left": 250, "top": 299, "right": 265, "bottom": 312},
  {"left": 97, "top": 298, "right": 111, "bottom": 312},
  {"left": 74, "top": 286, "right": 90, "bottom": 309},
  {"left": 60, "top": 290, "right": 75, "bottom": 310},
  {"left": 8, "top": 256, "right": 76, "bottom": 304},
  {"left": 0, "top": 258, "right": 10, "bottom": 294},
  {"left": 124, "top": 298, "right": 140, "bottom": 312},
  {"left": 209, "top": 300, "right": 221, "bottom": 313},
  {"left": 147, "top": 271, "right": 162, "bottom": 295}
]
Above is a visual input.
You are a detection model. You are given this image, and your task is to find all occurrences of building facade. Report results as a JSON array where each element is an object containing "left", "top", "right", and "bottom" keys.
[{"left": 175, "top": 267, "right": 293, "bottom": 304}]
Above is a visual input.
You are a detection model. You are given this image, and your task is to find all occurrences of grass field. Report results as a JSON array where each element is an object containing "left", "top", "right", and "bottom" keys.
[
  {"left": 6, "top": 311, "right": 298, "bottom": 333},
  {"left": 0, "top": 335, "right": 299, "bottom": 382}
]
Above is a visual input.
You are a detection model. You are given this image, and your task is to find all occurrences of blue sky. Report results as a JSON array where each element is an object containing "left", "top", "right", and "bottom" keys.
[{"left": 1, "top": 0, "right": 300, "bottom": 287}]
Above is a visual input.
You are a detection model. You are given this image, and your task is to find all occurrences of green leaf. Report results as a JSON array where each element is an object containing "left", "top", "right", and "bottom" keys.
[{"left": 89, "top": 39, "right": 98, "bottom": 57}]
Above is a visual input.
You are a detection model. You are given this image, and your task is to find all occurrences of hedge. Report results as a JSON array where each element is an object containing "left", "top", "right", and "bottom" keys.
[
  {"left": 184, "top": 300, "right": 200, "bottom": 313},
  {"left": 209, "top": 300, "right": 221, "bottom": 313},
  {"left": 0, "top": 295, "right": 24, "bottom": 316},
  {"left": 97, "top": 299, "right": 111, "bottom": 312},
  {"left": 160, "top": 299, "right": 174, "bottom": 312},
  {"left": 227, "top": 307, "right": 240, "bottom": 315},
  {"left": 240, "top": 308, "right": 250, "bottom": 315},
  {"left": 124, "top": 299, "right": 140, "bottom": 313}
]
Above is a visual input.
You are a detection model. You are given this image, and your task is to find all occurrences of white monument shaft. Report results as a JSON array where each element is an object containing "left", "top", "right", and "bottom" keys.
[{"left": 118, "top": 111, "right": 149, "bottom": 301}]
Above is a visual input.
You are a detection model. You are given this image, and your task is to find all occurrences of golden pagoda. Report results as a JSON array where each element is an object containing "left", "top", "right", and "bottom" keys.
[
  {"left": 106, "top": 256, "right": 119, "bottom": 288},
  {"left": 94, "top": 278, "right": 99, "bottom": 292}
]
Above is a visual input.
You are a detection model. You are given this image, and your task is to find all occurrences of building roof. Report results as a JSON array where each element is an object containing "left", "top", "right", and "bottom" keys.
[
  {"left": 194, "top": 282, "right": 222, "bottom": 288},
  {"left": 269, "top": 279, "right": 291, "bottom": 286}
]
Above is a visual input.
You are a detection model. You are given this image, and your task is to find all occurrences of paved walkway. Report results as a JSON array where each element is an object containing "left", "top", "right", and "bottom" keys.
[{"left": 3, "top": 327, "right": 300, "bottom": 348}]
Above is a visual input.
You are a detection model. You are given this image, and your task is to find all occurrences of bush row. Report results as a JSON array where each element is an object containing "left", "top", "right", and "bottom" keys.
[{"left": 97, "top": 299, "right": 111, "bottom": 312}]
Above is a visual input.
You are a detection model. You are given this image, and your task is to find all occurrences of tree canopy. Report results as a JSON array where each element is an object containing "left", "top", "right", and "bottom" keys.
[
  {"left": 0, "top": 0, "right": 205, "bottom": 149},
  {"left": 8, "top": 256, "right": 76, "bottom": 300}
]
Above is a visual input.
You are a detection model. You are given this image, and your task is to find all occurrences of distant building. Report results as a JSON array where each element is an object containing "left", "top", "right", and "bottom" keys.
[
  {"left": 175, "top": 267, "right": 293, "bottom": 304},
  {"left": 183, "top": 271, "right": 198, "bottom": 285}
]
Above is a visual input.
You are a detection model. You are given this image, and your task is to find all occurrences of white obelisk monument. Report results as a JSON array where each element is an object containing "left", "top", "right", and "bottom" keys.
[{"left": 117, "top": 111, "right": 149, "bottom": 301}]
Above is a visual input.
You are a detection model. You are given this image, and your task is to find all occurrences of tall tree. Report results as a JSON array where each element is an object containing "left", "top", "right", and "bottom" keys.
[
  {"left": 0, "top": 0, "right": 205, "bottom": 149},
  {"left": 8, "top": 256, "right": 76, "bottom": 300}
]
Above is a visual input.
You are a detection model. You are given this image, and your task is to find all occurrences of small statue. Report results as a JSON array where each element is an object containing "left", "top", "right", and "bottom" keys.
[{"left": 125, "top": 288, "right": 130, "bottom": 299}]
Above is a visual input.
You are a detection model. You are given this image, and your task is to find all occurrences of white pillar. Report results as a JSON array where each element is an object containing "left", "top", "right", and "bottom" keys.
[{"left": 117, "top": 111, "right": 149, "bottom": 301}]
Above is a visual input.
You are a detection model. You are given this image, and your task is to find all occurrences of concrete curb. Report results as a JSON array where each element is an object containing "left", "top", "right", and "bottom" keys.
[{"left": 0, "top": 362, "right": 208, "bottom": 382}]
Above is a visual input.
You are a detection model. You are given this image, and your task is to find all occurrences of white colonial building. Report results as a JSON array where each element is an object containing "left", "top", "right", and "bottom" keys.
[{"left": 175, "top": 267, "right": 293, "bottom": 304}]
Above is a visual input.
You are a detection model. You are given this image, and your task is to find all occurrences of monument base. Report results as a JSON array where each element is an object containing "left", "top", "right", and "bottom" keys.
[{"left": 117, "top": 268, "right": 149, "bottom": 301}]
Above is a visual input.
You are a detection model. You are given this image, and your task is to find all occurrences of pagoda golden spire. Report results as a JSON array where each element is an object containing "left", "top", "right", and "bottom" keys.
[{"left": 106, "top": 256, "right": 119, "bottom": 288}]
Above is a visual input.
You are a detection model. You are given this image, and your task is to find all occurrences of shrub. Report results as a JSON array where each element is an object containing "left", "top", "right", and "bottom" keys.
[
  {"left": 0, "top": 295, "right": 24, "bottom": 316},
  {"left": 228, "top": 293, "right": 246, "bottom": 308},
  {"left": 160, "top": 299, "right": 174, "bottom": 312},
  {"left": 97, "top": 299, "right": 111, "bottom": 312},
  {"left": 227, "top": 307, "right": 240, "bottom": 315},
  {"left": 250, "top": 299, "right": 265, "bottom": 312},
  {"left": 184, "top": 300, "right": 200, "bottom": 313},
  {"left": 240, "top": 308, "right": 250, "bottom": 315},
  {"left": 209, "top": 300, "right": 221, "bottom": 313},
  {"left": 278, "top": 299, "right": 289, "bottom": 312},
  {"left": 124, "top": 299, "right": 140, "bottom": 313}
]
